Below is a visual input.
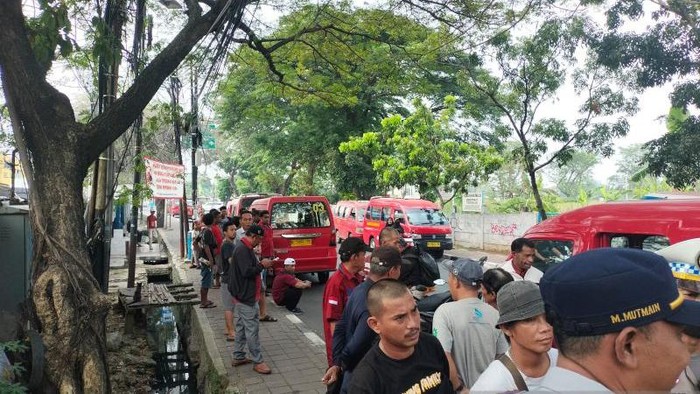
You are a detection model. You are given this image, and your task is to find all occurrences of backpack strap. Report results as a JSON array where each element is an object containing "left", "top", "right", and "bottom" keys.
[{"left": 497, "top": 354, "right": 529, "bottom": 392}]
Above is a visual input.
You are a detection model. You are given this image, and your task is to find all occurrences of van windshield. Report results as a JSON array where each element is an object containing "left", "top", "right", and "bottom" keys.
[
  {"left": 271, "top": 202, "right": 331, "bottom": 229},
  {"left": 532, "top": 239, "right": 574, "bottom": 273},
  {"left": 405, "top": 208, "right": 448, "bottom": 226}
]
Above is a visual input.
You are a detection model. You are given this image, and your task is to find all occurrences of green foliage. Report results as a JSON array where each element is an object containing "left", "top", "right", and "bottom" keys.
[
  {"left": 215, "top": 177, "right": 233, "bottom": 202},
  {"left": 0, "top": 340, "right": 28, "bottom": 393},
  {"left": 25, "top": 0, "right": 75, "bottom": 71},
  {"left": 546, "top": 151, "right": 600, "bottom": 199},
  {"left": 589, "top": 0, "right": 700, "bottom": 186},
  {"left": 340, "top": 98, "right": 502, "bottom": 204}
]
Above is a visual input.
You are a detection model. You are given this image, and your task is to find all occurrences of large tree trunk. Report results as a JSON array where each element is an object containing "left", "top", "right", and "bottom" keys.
[{"left": 526, "top": 164, "right": 547, "bottom": 220}]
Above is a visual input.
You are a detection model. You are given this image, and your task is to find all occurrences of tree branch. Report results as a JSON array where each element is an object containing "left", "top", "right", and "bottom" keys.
[{"left": 84, "top": 0, "right": 235, "bottom": 162}]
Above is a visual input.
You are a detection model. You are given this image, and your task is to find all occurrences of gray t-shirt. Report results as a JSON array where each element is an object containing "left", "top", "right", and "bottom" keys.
[
  {"left": 432, "top": 297, "right": 508, "bottom": 388},
  {"left": 235, "top": 228, "right": 245, "bottom": 245},
  {"left": 537, "top": 366, "right": 611, "bottom": 392}
]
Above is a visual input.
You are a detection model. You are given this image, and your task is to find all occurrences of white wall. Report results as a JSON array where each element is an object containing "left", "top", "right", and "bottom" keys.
[{"left": 452, "top": 212, "right": 537, "bottom": 252}]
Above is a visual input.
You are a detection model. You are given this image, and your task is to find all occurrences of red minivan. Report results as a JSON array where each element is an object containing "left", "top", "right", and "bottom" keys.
[
  {"left": 333, "top": 200, "right": 368, "bottom": 242},
  {"left": 363, "top": 197, "right": 453, "bottom": 257},
  {"left": 523, "top": 199, "right": 700, "bottom": 274},
  {"left": 249, "top": 196, "right": 337, "bottom": 283},
  {"left": 226, "top": 193, "right": 279, "bottom": 217}
]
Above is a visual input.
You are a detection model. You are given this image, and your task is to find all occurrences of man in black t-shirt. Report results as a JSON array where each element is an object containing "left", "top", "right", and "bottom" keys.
[
  {"left": 348, "top": 279, "right": 452, "bottom": 393},
  {"left": 198, "top": 213, "right": 218, "bottom": 308}
]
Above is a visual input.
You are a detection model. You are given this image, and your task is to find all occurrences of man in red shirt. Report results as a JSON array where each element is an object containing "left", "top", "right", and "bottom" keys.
[
  {"left": 209, "top": 209, "right": 224, "bottom": 288},
  {"left": 146, "top": 210, "right": 157, "bottom": 251},
  {"left": 272, "top": 258, "right": 311, "bottom": 313},
  {"left": 322, "top": 237, "right": 369, "bottom": 366}
]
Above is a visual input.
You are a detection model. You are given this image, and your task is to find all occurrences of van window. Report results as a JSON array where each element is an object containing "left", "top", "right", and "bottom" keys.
[
  {"left": 609, "top": 235, "right": 670, "bottom": 251},
  {"left": 395, "top": 210, "right": 404, "bottom": 221},
  {"left": 381, "top": 207, "right": 390, "bottom": 221},
  {"left": 271, "top": 202, "right": 331, "bottom": 229},
  {"left": 357, "top": 207, "right": 366, "bottom": 219},
  {"left": 368, "top": 207, "right": 381, "bottom": 220},
  {"left": 405, "top": 208, "right": 448, "bottom": 226},
  {"left": 532, "top": 240, "right": 574, "bottom": 273}
]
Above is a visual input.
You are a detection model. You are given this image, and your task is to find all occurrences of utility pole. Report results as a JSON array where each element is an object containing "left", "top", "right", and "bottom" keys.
[
  {"left": 127, "top": 0, "right": 146, "bottom": 288},
  {"left": 190, "top": 68, "right": 200, "bottom": 211},
  {"left": 169, "top": 75, "right": 188, "bottom": 257}
]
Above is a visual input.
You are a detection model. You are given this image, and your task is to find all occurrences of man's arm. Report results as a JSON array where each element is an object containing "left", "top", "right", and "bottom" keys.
[
  {"left": 294, "top": 279, "right": 311, "bottom": 289},
  {"left": 432, "top": 307, "right": 462, "bottom": 390},
  {"left": 338, "top": 310, "right": 374, "bottom": 371}
]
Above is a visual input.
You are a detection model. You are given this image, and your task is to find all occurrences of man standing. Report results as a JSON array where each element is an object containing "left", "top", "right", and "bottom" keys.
[
  {"left": 322, "top": 237, "right": 369, "bottom": 366},
  {"left": 209, "top": 209, "right": 223, "bottom": 289},
  {"left": 538, "top": 248, "right": 700, "bottom": 391},
  {"left": 146, "top": 209, "right": 157, "bottom": 250},
  {"left": 220, "top": 220, "right": 237, "bottom": 341},
  {"left": 271, "top": 258, "right": 311, "bottom": 313},
  {"left": 502, "top": 238, "right": 543, "bottom": 284},
  {"left": 228, "top": 224, "right": 274, "bottom": 374},
  {"left": 347, "top": 279, "right": 452, "bottom": 393},
  {"left": 235, "top": 210, "right": 276, "bottom": 322},
  {"left": 471, "top": 281, "right": 557, "bottom": 392},
  {"left": 259, "top": 210, "right": 274, "bottom": 294},
  {"left": 322, "top": 246, "right": 402, "bottom": 393},
  {"left": 432, "top": 258, "right": 507, "bottom": 390},
  {"left": 198, "top": 213, "right": 217, "bottom": 308}
]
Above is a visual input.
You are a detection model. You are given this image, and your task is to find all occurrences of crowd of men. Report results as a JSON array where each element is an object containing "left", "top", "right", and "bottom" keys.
[{"left": 188, "top": 207, "right": 700, "bottom": 392}]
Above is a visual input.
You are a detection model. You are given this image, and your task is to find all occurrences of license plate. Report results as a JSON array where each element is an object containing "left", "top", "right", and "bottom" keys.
[
  {"left": 290, "top": 239, "right": 312, "bottom": 247},
  {"left": 427, "top": 241, "right": 441, "bottom": 248}
]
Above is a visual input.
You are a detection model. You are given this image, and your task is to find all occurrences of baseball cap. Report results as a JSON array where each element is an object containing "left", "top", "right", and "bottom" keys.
[
  {"left": 284, "top": 258, "right": 296, "bottom": 266},
  {"left": 497, "top": 281, "right": 545, "bottom": 327},
  {"left": 369, "top": 246, "right": 402, "bottom": 268},
  {"left": 443, "top": 258, "right": 483, "bottom": 285},
  {"left": 540, "top": 248, "right": 700, "bottom": 336},
  {"left": 339, "top": 237, "right": 371, "bottom": 259},
  {"left": 246, "top": 224, "right": 264, "bottom": 237}
]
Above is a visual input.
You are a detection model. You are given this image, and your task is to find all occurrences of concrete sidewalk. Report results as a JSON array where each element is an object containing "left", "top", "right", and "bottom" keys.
[{"left": 159, "top": 225, "right": 330, "bottom": 393}]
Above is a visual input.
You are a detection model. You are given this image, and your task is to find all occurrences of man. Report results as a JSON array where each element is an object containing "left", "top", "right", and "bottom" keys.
[
  {"left": 209, "top": 209, "right": 223, "bottom": 289},
  {"left": 379, "top": 226, "right": 402, "bottom": 251},
  {"left": 198, "top": 213, "right": 217, "bottom": 308},
  {"left": 236, "top": 210, "right": 276, "bottom": 322},
  {"left": 538, "top": 248, "right": 700, "bottom": 391},
  {"left": 322, "top": 246, "right": 402, "bottom": 393},
  {"left": 228, "top": 224, "right": 274, "bottom": 374},
  {"left": 347, "top": 279, "right": 452, "bottom": 393},
  {"left": 146, "top": 210, "right": 157, "bottom": 250},
  {"left": 322, "top": 237, "right": 369, "bottom": 366},
  {"left": 219, "top": 204, "right": 232, "bottom": 227},
  {"left": 379, "top": 227, "right": 433, "bottom": 288},
  {"left": 220, "top": 220, "right": 237, "bottom": 341},
  {"left": 471, "top": 281, "right": 557, "bottom": 392},
  {"left": 502, "top": 237, "right": 543, "bottom": 283},
  {"left": 271, "top": 258, "right": 311, "bottom": 313},
  {"left": 259, "top": 210, "right": 274, "bottom": 294},
  {"left": 432, "top": 258, "right": 507, "bottom": 390}
]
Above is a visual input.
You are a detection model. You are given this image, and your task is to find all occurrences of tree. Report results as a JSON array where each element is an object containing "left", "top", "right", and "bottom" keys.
[
  {"left": 606, "top": 143, "right": 672, "bottom": 197},
  {"left": 589, "top": 0, "right": 700, "bottom": 188},
  {"left": 0, "top": 0, "right": 258, "bottom": 390},
  {"left": 340, "top": 97, "right": 502, "bottom": 205},
  {"left": 466, "top": 18, "right": 639, "bottom": 219},
  {"left": 546, "top": 150, "right": 599, "bottom": 199}
]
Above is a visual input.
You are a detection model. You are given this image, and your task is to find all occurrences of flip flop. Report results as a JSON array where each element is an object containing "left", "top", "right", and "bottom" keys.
[
  {"left": 226, "top": 335, "right": 235, "bottom": 342},
  {"left": 212, "top": 285, "right": 221, "bottom": 289},
  {"left": 259, "top": 315, "right": 277, "bottom": 322},
  {"left": 199, "top": 302, "right": 216, "bottom": 309},
  {"left": 232, "top": 358, "right": 252, "bottom": 367}
]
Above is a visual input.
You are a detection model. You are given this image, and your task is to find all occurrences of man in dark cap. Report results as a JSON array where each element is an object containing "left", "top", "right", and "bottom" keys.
[
  {"left": 539, "top": 248, "right": 700, "bottom": 391},
  {"left": 229, "top": 224, "right": 275, "bottom": 374}
]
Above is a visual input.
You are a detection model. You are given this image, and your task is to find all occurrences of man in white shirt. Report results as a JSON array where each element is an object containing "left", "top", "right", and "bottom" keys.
[
  {"left": 501, "top": 238, "right": 543, "bottom": 283},
  {"left": 538, "top": 248, "right": 700, "bottom": 392}
]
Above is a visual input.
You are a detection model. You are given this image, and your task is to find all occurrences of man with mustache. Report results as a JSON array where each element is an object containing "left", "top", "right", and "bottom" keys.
[
  {"left": 471, "top": 280, "right": 557, "bottom": 392},
  {"left": 503, "top": 238, "right": 543, "bottom": 284},
  {"left": 348, "top": 279, "right": 452, "bottom": 393}
]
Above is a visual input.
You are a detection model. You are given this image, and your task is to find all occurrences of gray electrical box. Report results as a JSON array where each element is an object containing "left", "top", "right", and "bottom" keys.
[{"left": 0, "top": 205, "right": 32, "bottom": 341}]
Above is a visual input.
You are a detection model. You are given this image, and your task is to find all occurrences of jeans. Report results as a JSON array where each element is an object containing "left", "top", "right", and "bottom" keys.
[{"left": 233, "top": 302, "right": 263, "bottom": 363}]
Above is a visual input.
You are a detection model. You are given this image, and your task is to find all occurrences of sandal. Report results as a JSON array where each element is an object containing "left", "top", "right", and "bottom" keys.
[
  {"left": 212, "top": 285, "right": 221, "bottom": 289},
  {"left": 226, "top": 335, "right": 235, "bottom": 342},
  {"left": 259, "top": 315, "right": 277, "bottom": 322},
  {"left": 199, "top": 302, "right": 216, "bottom": 309}
]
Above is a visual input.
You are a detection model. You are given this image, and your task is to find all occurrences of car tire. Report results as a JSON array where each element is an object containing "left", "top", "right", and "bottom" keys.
[{"left": 317, "top": 271, "right": 329, "bottom": 284}]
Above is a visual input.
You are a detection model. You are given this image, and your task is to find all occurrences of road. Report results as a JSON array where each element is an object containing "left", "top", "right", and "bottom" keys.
[{"left": 161, "top": 217, "right": 507, "bottom": 339}]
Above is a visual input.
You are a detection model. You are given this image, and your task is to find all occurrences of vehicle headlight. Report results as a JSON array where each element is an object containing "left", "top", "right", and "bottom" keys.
[
  {"left": 411, "top": 234, "right": 422, "bottom": 240},
  {"left": 446, "top": 233, "right": 453, "bottom": 239}
]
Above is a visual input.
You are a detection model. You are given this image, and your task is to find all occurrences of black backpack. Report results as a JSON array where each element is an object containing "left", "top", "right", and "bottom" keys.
[{"left": 417, "top": 249, "right": 440, "bottom": 283}]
